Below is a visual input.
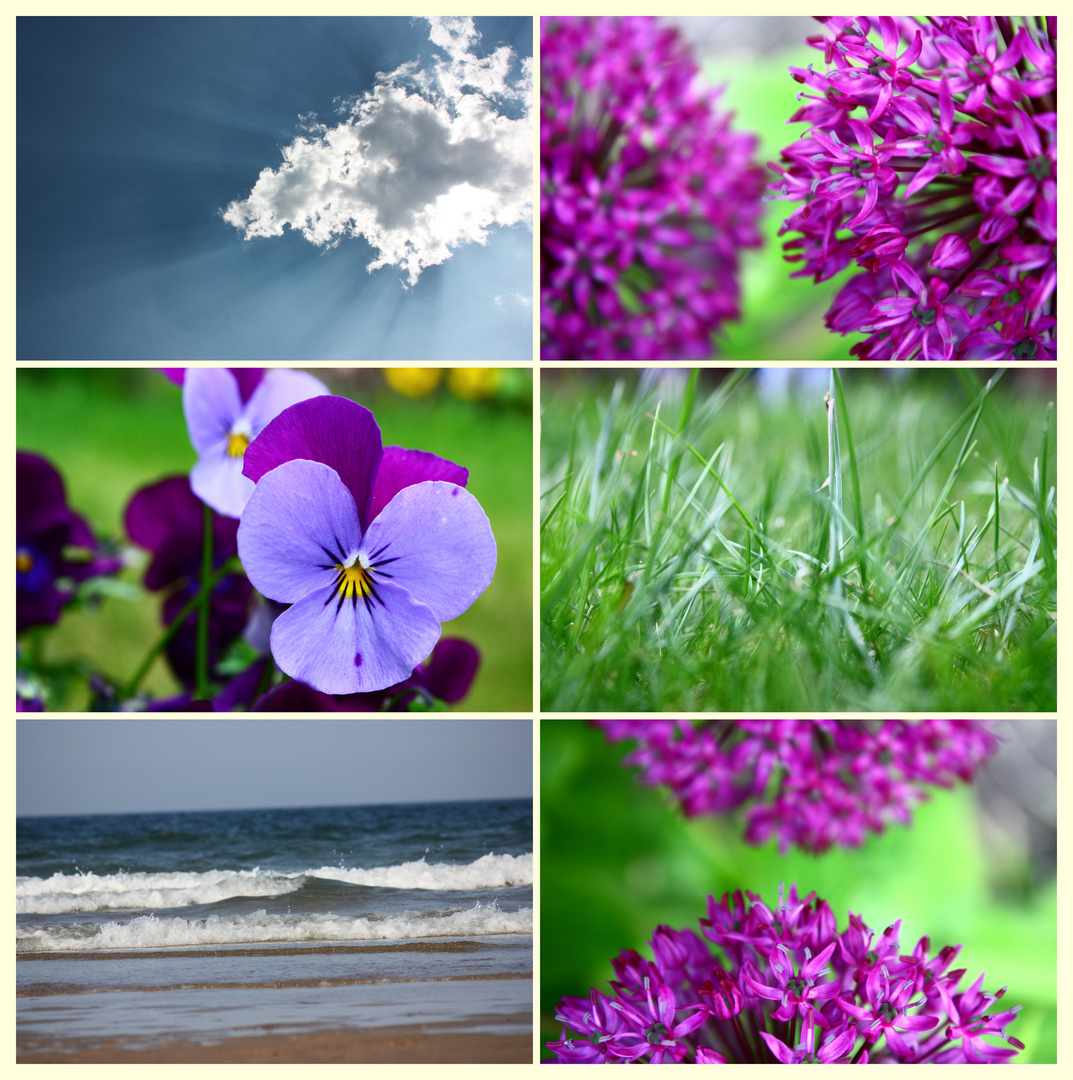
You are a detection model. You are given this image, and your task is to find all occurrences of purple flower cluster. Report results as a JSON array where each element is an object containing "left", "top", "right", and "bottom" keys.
[
  {"left": 593, "top": 720, "right": 999, "bottom": 853},
  {"left": 771, "top": 17, "right": 1056, "bottom": 359},
  {"left": 541, "top": 16, "right": 764, "bottom": 360},
  {"left": 547, "top": 884, "right": 1024, "bottom": 1063}
]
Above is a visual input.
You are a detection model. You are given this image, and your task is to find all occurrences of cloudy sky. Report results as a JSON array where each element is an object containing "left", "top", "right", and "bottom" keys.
[
  {"left": 17, "top": 17, "right": 533, "bottom": 360},
  {"left": 17, "top": 719, "right": 533, "bottom": 816}
]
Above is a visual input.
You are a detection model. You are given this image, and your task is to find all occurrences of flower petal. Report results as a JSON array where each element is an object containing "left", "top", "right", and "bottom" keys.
[
  {"left": 191, "top": 450, "right": 254, "bottom": 521},
  {"left": 183, "top": 368, "right": 243, "bottom": 458},
  {"left": 269, "top": 577, "right": 443, "bottom": 695},
  {"left": 362, "top": 480, "right": 497, "bottom": 623},
  {"left": 237, "top": 459, "right": 364, "bottom": 604},
  {"left": 368, "top": 447, "right": 469, "bottom": 524},
  {"left": 415, "top": 638, "right": 481, "bottom": 703},
  {"left": 243, "top": 396, "right": 383, "bottom": 529},
  {"left": 244, "top": 369, "right": 331, "bottom": 436}
]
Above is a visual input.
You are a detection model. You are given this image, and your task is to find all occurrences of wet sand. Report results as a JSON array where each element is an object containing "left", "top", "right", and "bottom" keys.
[
  {"left": 18, "top": 938, "right": 533, "bottom": 1063},
  {"left": 17, "top": 1022, "right": 534, "bottom": 1063}
]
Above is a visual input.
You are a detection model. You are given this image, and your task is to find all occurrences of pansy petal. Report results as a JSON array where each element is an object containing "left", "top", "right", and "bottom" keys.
[
  {"left": 183, "top": 368, "right": 244, "bottom": 458},
  {"left": 362, "top": 480, "right": 497, "bottom": 623},
  {"left": 368, "top": 447, "right": 469, "bottom": 524},
  {"left": 270, "top": 578, "right": 443, "bottom": 695},
  {"left": 243, "top": 369, "right": 330, "bottom": 437},
  {"left": 231, "top": 368, "right": 266, "bottom": 404},
  {"left": 237, "top": 459, "right": 364, "bottom": 605},
  {"left": 191, "top": 450, "right": 254, "bottom": 521},
  {"left": 415, "top": 638, "right": 480, "bottom": 703},
  {"left": 243, "top": 396, "right": 383, "bottom": 529},
  {"left": 125, "top": 475, "right": 195, "bottom": 555}
]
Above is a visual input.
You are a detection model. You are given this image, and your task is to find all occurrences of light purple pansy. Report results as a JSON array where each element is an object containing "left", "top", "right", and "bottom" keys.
[
  {"left": 181, "top": 368, "right": 331, "bottom": 518},
  {"left": 236, "top": 396, "right": 496, "bottom": 695}
]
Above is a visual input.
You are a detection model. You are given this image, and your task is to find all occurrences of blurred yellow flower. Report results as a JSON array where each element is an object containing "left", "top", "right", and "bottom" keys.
[
  {"left": 384, "top": 368, "right": 443, "bottom": 397},
  {"left": 447, "top": 368, "right": 502, "bottom": 401}
]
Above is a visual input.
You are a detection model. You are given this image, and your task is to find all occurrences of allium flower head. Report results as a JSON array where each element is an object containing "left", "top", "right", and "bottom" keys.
[
  {"left": 594, "top": 720, "right": 999, "bottom": 853},
  {"left": 16, "top": 451, "right": 120, "bottom": 634},
  {"left": 541, "top": 16, "right": 765, "bottom": 360},
  {"left": 771, "top": 16, "right": 1056, "bottom": 359},
  {"left": 179, "top": 367, "right": 331, "bottom": 517},
  {"left": 547, "top": 884, "right": 1024, "bottom": 1063},
  {"left": 237, "top": 396, "right": 496, "bottom": 695}
]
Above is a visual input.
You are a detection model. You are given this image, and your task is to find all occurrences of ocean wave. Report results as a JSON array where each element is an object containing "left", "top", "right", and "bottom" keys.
[
  {"left": 15, "top": 901, "right": 533, "bottom": 952},
  {"left": 16, "top": 852, "right": 532, "bottom": 914},
  {"left": 15, "top": 868, "right": 304, "bottom": 914},
  {"left": 310, "top": 852, "right": 533, "bottom": 891}
]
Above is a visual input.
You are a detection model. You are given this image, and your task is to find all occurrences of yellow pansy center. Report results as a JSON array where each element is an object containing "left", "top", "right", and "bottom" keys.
[
  {"left": 335, "top": 554, "right": 374, "bottom": 601},
  {"left": 16, "top": 549, "right": 33, "bottom": 574},
  {"left": 227, "top": 431, "right": 251, "bottom": 458}
]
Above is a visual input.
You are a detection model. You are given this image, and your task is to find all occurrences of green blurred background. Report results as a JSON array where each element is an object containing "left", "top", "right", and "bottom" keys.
[
  {"left": 540, "top": 719, "right": 1057, "bottom": 1063},
  {"left": 17, "top": 367, "right": 533, "bottom": 711}
]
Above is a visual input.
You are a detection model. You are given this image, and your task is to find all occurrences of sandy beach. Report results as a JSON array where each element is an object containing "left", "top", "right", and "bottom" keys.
[{"left": 17, "top": 1022, "right": 533, "bottom": 1063}]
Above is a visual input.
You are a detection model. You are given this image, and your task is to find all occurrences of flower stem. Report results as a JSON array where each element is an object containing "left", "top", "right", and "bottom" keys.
[
  {"left": 196, "top": 503, "right": 214, "bottom": 700},
  {"left": 122, "top": 557, "right": 241, "bottom": 701}
]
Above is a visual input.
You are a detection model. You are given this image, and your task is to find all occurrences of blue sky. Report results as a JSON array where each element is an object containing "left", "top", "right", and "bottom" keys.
[
  {"left": 17, "top": 719, "right": 533, "bottom": 815},
  {"left": 17, "top": 17, "right": 533, "bottom": 360}
]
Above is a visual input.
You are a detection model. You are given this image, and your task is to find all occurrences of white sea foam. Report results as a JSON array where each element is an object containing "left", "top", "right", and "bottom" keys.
[
  {"left": 16, "top": 852, "right": 532, "bottom": 914},
  {"left": 311, "top": 852, "right": 533, "bottom": 891},
  {"left": 15, "top": 869, "right": 303, "bottom": 915},
  {"left": 15, "top": 901, "right": 533, "bottom": 952}
]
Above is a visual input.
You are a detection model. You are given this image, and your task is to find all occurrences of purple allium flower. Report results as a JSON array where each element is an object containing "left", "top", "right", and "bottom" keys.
[
  {"left": 593, "top": 720, "right": 999, "bottom": 853},
  {"left": 540, "top": 16, "right": 765, "bottom": 360},
  {"left": 16, "top": 451, "right": 120, "bottom": 634},
  {"left": 771, "top": 16, "right": 1056, "bottom": 359},
  {"left": 124, "top": 475, "right": 253, "bottom": 689},
  {"left": 180, "top": 367, "right": 330, "bottom": 517},
  {"left": 547, "top": 884, "right": 1024, "bottom": 1063},
  {"left": 237, "top": 396, "right": 496, "bottom": 695}
]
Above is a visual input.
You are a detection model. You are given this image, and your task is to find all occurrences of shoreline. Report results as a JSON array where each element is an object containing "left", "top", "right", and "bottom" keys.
[
  {"left": 17, "top": 1023, "right": 534, "bottom": 1064},
  {"left": 19, "top": 970, "right": 532, "bottom": 997},
  {"left": 16, "top": 937, "right": 531, "bottom": 962}
]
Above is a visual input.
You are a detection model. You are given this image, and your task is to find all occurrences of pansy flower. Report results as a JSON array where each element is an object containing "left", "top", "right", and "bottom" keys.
[
  {"left": 173, "top": 367, "right": 331, "bottom": 518},
  {"left": 16, "top": 451, "right": 120, "bottom": 634},
  {"left": 237, "top": 396, "right": 496, "bottom": 695}
]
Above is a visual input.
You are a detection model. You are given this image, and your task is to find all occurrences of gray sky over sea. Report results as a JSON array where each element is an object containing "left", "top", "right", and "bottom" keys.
[{"left": 17, "top": 719, "right": 532, "bottom": 816}]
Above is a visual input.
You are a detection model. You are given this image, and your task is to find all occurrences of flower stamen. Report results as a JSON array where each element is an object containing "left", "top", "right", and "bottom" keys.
[
  {"left": 226, "top": 431, "right": 251, "bottom": 458},
  {"left": 335, "top": 553, "right": 374, "bottom": 602}
]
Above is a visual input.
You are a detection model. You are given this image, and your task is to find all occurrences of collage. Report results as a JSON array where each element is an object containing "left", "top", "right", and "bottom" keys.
[{"left": 14, "top": 12, "right": 1059, "bottom": 1071}]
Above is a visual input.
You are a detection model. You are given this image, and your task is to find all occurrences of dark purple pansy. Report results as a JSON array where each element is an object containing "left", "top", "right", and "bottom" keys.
[
  {"left": 238, "top": 396, "right": 496, "bottom": 695},
  {"left": 16, "top": 451, "right": 119, "bottom": 634},
  {"left": 124, "top": 475, "right": 253, "bottom": 690}
]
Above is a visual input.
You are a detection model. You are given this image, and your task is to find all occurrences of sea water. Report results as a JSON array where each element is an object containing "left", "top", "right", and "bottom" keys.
[{"left": 16, "top": 800, "right": 533, "bottom": 1054}]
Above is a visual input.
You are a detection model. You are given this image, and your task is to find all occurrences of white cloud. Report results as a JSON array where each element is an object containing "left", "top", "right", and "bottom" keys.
[{"left": 222, "top": 17, "right": 532, "bottom": 287}]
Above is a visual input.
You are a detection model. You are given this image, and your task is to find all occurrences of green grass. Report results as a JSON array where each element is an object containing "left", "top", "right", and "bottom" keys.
[
  {"left": 540, "top": 369, "right": 1056, "bottom": 711},
  {"left": 539, "top": 719, "right": 1057, "bottom": 1063},
  {"left": 18, "top": 368, "right": 533, "bottom": 711}
]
